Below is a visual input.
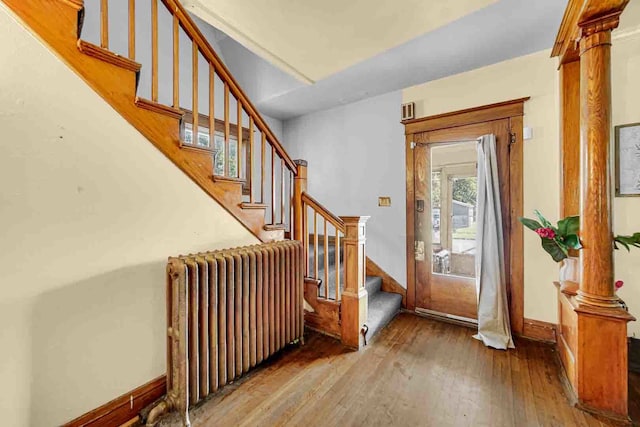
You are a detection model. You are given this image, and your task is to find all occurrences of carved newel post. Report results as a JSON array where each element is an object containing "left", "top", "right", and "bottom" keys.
[
  {"left": 292, "top": 159, "right": 308, "bottom": 243},
  {"left": 340, "top": 216, "right": 370, "bottom": 349},
  {"left": 575, "top": 12, "right": 635, "bottom": 420}
]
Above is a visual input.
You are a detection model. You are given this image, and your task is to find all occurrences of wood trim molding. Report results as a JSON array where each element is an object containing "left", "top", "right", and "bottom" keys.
[
  {"left": 63, "top": 376, "right": 166, "bottom": 427},
  {"left": 521, "top": 318, "right": 557, "bottom": 344},
  {"left": 366, "top": 257, "right": 406, "bottom": 308},
  {"left": 402, "top": 97, "right": 529, "bottom": 135},
  {"left": 77, "top": 40, "right": 141, "bottom": 73},
  {"left": 551, "top": 0, "right": 630, "bottom": 63},
  {"left": 404, "top": 98, "right": 527, "bottom": 333}
]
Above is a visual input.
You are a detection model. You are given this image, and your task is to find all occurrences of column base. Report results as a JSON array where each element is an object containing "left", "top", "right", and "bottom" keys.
[
  {"left": 572, "top": 304, "right": 635, "bottom": 420},
  {"left": 575, "top": 290, "right": 625, "bottom": 309}
]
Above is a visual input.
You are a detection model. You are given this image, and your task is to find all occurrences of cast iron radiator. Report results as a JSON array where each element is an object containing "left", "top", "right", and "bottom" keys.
[{"left": 147, "top": 240, "right": 304, "bottom": 426}]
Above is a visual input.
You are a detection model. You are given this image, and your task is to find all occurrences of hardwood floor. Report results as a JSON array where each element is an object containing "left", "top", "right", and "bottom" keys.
[{"left": 157, "top": 313, "right": 638, "bottom": 426}]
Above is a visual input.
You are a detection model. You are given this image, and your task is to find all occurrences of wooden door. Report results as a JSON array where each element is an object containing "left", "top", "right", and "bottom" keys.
[{"left": 413, "top": 119, "right": 512, "bottom": 320}]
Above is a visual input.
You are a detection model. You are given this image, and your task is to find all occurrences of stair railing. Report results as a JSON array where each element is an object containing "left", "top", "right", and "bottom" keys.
[
  {"left": 93, "top": 0, "right": 296, "bottom": 231},
  {"left": 301, "top": 192, "right": 345, "bottom": 301},
  {"left": 91, "top": 0, "right": 367, "bottom": 347}
]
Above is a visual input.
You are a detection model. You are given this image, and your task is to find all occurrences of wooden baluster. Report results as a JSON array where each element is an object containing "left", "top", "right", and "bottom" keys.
[
  {"left": 290, "top": 171, "right": 294, "bottom": 235},
  {"left": 303, "top": 204, "right": 309, "bottom": 276},
  {"left": 293, "top": 160, "right": 308, "bottom": 243},
  {"left": 314, "top": 212, "right": 318, "bottom": 281},
  {"left": 172, "top": 14, "right": 179, "bottom": 108},
  {"left": 280, "top": 158, "right": 285, "bottom": 225},
  {"left": 324, "top": 220, "right": 328, "bottom": 299},
  {"left": 237, "top": 103, "right": 243, "bottom": 179},
  {"left": 271, "top": 146, "right": 276, "bottom": 224},
  {"left": 100, "top": 0, "right": 109, "bottom": 49},
  {"left": 209, "top": 64, "right": 214, "bottom": 156},
  {"left": 128, "top": 0, "right": 135, "bottom": 60},
  {"left": 224, "top": 83, "right": 230, "bottom": 176},
  {"left": 261, "top": 133, "right": 266, "bottom": 203},
  {"left": 151, "top": 0, "right": 158, "bottom": 102},
  {"left": 192, "top": 43, "right": 198, "bottom": 145},
  {"left": 335, "top": 232, "right": 341, "bottom": 301},
  {"left": 249, "top": 117, "right": 254, "bottom": 203}
]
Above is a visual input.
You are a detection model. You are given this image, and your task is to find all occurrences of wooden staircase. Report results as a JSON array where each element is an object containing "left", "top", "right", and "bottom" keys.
[{"left": 3, "top": 0, "right": 405, "bottom": 351}]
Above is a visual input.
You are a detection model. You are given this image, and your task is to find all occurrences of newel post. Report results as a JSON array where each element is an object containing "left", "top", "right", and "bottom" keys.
[
  {"left": 293, "top": 159, "right": 308, "bottom": 243},
  {"left": 340, "top": 216, "right": 370, "bottom": 349}
]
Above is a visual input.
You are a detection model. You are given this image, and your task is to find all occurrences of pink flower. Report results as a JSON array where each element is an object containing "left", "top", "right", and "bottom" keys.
[
  {"left": 535, "top": 227, "right": 556, "bottom": 239},
  {"left": 615, "top": 280, "right": 624, "bottom": 290}
]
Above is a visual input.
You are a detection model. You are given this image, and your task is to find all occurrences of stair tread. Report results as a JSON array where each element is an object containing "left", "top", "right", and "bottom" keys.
[
  {"left": 77, "top": 40, "right": 141, "bottom": 72},
  {"left": 264, "top": 223, "right": 286, "bottom": 231},
  {"left": 366, "top": 291, "right": 402, "bottom": 340},
  {"left": 240, "top": 202, "right": 268, "bottom": 210},
  {"left": 135, "top": 97, "right": 184, "bottom": 120}
]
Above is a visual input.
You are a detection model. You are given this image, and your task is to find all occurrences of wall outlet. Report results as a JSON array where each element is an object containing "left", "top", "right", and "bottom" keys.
[{"left": 378, "top": 196, "right": 391, "bottom": 207}]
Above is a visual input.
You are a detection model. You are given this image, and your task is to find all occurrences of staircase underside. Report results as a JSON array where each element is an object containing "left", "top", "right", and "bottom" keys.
[{"left": 4, "top": 0, "right": 282, "bottom": 242}]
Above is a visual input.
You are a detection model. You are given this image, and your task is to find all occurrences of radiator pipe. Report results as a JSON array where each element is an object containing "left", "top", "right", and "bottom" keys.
[{"left": 146, "top": 394, "right": 186, "bottom": 427}]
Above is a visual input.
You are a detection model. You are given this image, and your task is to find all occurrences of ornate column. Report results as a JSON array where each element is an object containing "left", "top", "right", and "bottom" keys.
[
  {"left": 577, "top": 14, "right": 620, "bottom": 308},
  {"left": 573, "top": 12, "right": 635, "bottom": 420},
  {"left": 292, "top": 159, "right": 307, "bottom": 243},
  {"left": 340, "top": 216, "right": 369, "bottom": 349}
]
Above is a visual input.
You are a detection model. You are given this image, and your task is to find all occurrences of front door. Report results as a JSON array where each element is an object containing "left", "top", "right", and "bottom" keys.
[{"left": 413, "top": 120, "right": 512, "bottom": 321}]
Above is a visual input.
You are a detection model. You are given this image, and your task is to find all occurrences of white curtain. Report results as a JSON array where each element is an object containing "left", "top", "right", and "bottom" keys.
[{"left": 474, "top": 134, "right": 514, "bottom": 350}]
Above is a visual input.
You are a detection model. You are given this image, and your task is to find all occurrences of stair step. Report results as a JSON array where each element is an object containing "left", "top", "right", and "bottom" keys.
[
  {"left": 366, "top": 291, "right": 402, "bottom": 342},
  {"left": 365, "top": 276, "right": 382, "bottom": 296},
  {"left": 240, "top": 202, "right": 268, "bottom": 210},
  {"left": 77, "top": 40, "right": 141, "bottom": 73},
  {"left": 263, "top": 223, "right": 286, "bottom": 231},
  {"left": 212, "top": 175, "right": 246, "bottom": 185},
  {"left": 135, "top": 97, "right": 184, "bottom": 120}
]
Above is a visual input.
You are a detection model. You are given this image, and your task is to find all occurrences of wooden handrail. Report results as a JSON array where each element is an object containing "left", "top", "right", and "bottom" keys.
[
  {"left": 160, "top": 0, "right": 297, "bottom": 174},
  {"left": 301, "top": 192, "right": 345, "bottom": 232}
]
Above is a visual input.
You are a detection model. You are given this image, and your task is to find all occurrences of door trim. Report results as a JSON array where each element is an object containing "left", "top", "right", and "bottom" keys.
[{"left": 403, "top": 98, "right": 528, "bottom": 334}]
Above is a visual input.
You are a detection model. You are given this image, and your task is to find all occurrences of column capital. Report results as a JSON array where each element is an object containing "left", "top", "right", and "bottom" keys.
[{"left": 578, "top": 11, "right": 621, "bottom": 37}]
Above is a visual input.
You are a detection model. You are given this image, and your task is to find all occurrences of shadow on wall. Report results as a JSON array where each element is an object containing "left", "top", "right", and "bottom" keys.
[{"left": 30, "top": 261, "right": 167, "bottom": 426}]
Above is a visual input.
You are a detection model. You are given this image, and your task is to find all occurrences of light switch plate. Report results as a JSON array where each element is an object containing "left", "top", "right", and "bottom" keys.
[{"left": 378, "top": 196, "right": 391, "bottom": 207}]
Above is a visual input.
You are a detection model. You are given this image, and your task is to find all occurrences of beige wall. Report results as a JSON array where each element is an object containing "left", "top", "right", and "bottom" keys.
[
  {"left": 0, "top": 5, "right": 258, "bottom": 426},
  {"left": 612, "top": 4, "right": 640, "bottom": 338},
  {"left": 403, "top": 6, "right": 640, "bottom": 337},
  {"left": 403, "top": 49, "right": 561, "bottom": 327}
]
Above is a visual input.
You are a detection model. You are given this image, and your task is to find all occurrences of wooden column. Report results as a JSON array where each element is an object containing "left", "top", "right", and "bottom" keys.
[
  {"left": 576, "top": 14, "right": 619, "bottom": 309},
  {"left": 572, "top": 11, "right": 635, "bottom": 421},
  {"left": 340, "top": 216, "right": 369, "bottom": 349},
  {"left": 292, "top": 159, "right": 307, "bottom": 242},
  {"left": 559, "top": 60, "right": 581, "bottom": 219}
]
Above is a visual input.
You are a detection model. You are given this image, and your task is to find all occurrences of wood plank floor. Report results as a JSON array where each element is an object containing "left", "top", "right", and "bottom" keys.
[{"left": 158, "top": 313, "right": 639, "bottom": 427}]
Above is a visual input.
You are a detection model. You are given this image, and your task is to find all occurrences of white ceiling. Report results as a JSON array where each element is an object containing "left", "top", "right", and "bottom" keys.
[
  {"left": 187, "top": 0, "right": 568, "bottom": 121},
  {"left": 183, "top": 0, "right": 497, "bottom": 83}
]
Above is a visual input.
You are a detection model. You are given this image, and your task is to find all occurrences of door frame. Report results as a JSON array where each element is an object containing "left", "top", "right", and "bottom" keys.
[{"left": 403, "top": 97, "right": 528, "bottom": 334}]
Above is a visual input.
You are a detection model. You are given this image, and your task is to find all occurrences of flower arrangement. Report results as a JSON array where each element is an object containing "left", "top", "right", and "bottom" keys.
[{"left": 518, "top": 210, "right": 640, "bottom": 263}]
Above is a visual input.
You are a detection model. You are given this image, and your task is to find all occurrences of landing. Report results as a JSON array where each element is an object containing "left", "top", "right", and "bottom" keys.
[{"left": 157, "top": 313, "right": 637, "bottom": 426}]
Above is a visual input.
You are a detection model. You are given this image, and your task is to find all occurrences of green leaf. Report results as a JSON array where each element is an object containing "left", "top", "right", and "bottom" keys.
[
  {"left": 534, "top": 210, "right": 553, "bottom": 229},
  {"left": 564, "top": 234, "right": 582, "bottom": 250},
  {"left": 518, "top": 217, "right": 543, "bottom": 232},
  {"left": 557, "top": 216, "right": 580, "bottom": 236},
  {"left": 541, "top": 238, "right": 567, "bottom": 262}
]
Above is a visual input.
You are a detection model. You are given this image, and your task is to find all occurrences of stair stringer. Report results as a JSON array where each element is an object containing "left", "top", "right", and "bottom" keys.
[{"left": 3, "top": 0, "right": 282, "bottom": 242}]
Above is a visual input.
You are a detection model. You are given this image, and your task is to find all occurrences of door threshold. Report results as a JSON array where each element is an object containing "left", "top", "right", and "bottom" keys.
[{"left": 413, "top": 308, "right": 478, "bottom": 329}]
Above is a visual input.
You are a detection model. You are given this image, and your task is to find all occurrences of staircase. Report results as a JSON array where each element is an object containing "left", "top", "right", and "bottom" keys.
[
  {"left": 3, "top": 0, "right": 404, "bottom": 346},
  {"left": 310, "top": 241, "right": 401, "bottom": 341}
]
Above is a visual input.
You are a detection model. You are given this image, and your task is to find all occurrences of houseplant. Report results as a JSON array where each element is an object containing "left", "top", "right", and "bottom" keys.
[{"left": 519, "top": 210, "right": 640, "bottom": 286}]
